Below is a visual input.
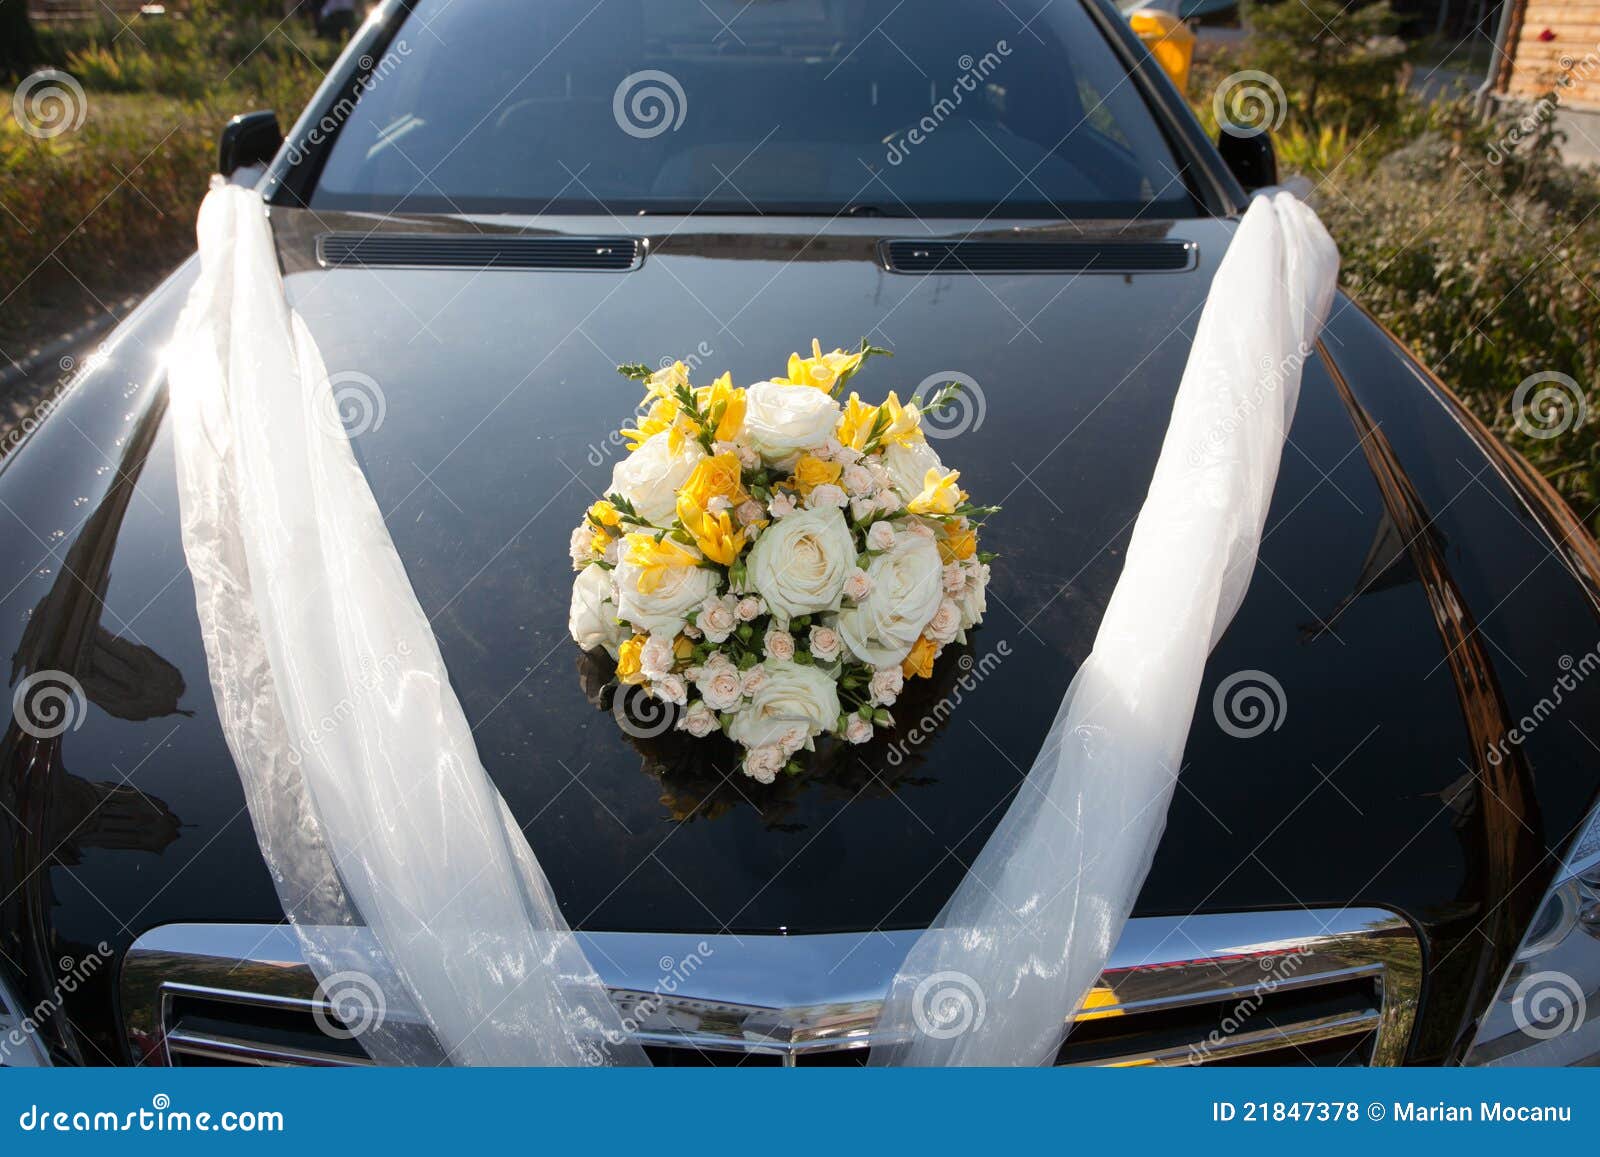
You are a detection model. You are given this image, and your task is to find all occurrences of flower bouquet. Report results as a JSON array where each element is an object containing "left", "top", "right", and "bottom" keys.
[{"left": 567, "top": 341, "right": 995, "bottom": 783}]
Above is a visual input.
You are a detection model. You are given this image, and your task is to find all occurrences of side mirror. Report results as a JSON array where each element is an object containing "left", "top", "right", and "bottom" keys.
[
  {"left": 218, "top": 111, "right": 283, "bottom": 177},
  {"left": 1216, "top": 128, "right": 1278, "bottom": 192}
]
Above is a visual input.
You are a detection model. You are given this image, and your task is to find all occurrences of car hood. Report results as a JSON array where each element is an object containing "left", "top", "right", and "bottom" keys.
[{"left": 0, "top": 210, "right": 1520, "bottom": 944}]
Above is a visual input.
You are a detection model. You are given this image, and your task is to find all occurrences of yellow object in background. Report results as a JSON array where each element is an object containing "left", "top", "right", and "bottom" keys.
[{"left": 1128, "top": 8, "right": 1195, "bottom": 95}]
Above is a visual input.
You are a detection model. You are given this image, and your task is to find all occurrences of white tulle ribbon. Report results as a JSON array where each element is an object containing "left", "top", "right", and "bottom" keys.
[
  {"left": 168, "top": 180, "right": 645, "bottom": 1066},
  {"left": 168, "top": 181, "right": 1333, "bottom": 1068},
  {"left": 870, "top": 192, "right": 1339, "bottom": 1066}
]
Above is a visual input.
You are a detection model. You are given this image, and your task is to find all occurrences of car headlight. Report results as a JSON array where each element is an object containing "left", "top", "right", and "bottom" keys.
[{"left": 1464, "top": 798, "right": 1600, "bottom": 1065}]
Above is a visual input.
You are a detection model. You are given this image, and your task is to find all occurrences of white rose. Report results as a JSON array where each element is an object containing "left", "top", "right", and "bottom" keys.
[
  {"left": 741, "top": 665, "right": 769, "bottom": 696},
  {"left": 866, "top": 521, "right": 897, "bottom": 552},
  {"left": 926, "top": 598, "right": 962, "bottom": 644},
  {"left": 695, "top": 594, "right": 738, "bottom": 644},
  {"left": 735, "top": 596, "right": 765, "bottom": 622},
  {"left": 845, "top": 716, "right": 874, "bottom": 745},
  {"left": 809, "top": 625, "right": 842, "bottom": 662},
  {"left": 842, "top": 463, "right": 875, "bottom": 496},
  {"left": 696, "top": 662, "right": 745, "bottom": 712},
  {"left": 769, "top": 491, "right": 797, "bottom": 518},
  {"left": 655, "top": 673, "right": 688, "bottom": 706},
  {"left": 742, "top": 745, "right": 787, "bottom": 785},
  {"left": 842, "top": 567, "right": 872, "bottom": 602},
  {"left": 746, "top": 507, "right": 856, "bottom": 621},
  {"left": 608, "top": 431, "right": 705, "bottom": 524},
  {"left": 677, "top": 700, "right": 720, "bottom": 738},
  {"left": 836, "top": 532, "right": 943, "bottom": 667},
  {"left": 726, "top": 661, "right": 841, "bottom": 753},
  {"left": 943, "top": 564, "right": 966, "bottom": 595},
  {"left": 806, "top": 483, "right": 848, "bottom": 510},
  {"left": 868, "top": 666, "right": 903, "bottom": 706},
  {"left": 735, "top": 499, "right": 766, "bottom": 526},
  {"left": 764, "top": 628, "right": 796, "bottom": 662},
  {"left": 568, "top": 564, "right": 625, "bottom": 658},
  {"left": 957, "top": 562, "right": 990, "bottom": 630},
  {"left": 640, "top": 633, "right": 678, "bottom": 681},
  {"left": 881, "top": 439, "right": 946, "bottom": 502},
  {"left": 849, "top": 496, "right": 877, "bottom": 523},
  {"left": 743, "top": 381, "right": 842, "bottom": 466},
  {"left": 614, "top": 552, "right": 718, "bottom": 635},
  {"left": 569, "top": 523, "right": 595, "bottom": 569}
]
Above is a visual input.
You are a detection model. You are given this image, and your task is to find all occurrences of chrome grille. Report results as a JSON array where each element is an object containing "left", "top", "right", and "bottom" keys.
[{"left": 121, "top": 909, "right": 1419, "bottom": 1067}]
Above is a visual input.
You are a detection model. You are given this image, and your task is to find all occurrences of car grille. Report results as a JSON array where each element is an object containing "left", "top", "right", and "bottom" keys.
[
  {"left": 878, "top": 238, "right": 1197, "bottom": 275},
  {"left": 121, "top": 909, "right": 1419, "bottom": 1067}
]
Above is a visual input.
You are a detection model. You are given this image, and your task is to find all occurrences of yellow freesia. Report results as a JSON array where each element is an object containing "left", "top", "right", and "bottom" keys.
[
  {"left": 907, "top": 467, "right": 965, "bottom": 516},
  {"left": 876, "top": 390, "right": 923, "bottom": 448},
  {"left": 624, "top": 532, "right": 700, "bottom": 594},
  {"left": 645, "top": 360, "right": 691, "bottom": 402},
  {"left": 676, "top": 500, "right": 747, "bottom": 566},
  {"left": 589, "top": 500, "right": 622, "bottom": 528},
  {"left": 837, "top": 392, "right": 878, "bottom": 451},
  {"left": 616, "top": 634, "right": 648, "bottom": 685},
  {"left": 695, "top": 372, "right": 747, "bottom": 444},
  {"left": 790, "top": 453, "right": 842, "bottom": 496},
  {"left": 679, "top": 452, "right": 748, "bottom": 512},
  {"left": 620, "top": 396, "right": 681, "bottom": 451},
  {"left": 902, "top": 635, "right": 939, "bottom": 679},
  {"left": 776, "top": 339, "right": 863, "bottom": 392}
]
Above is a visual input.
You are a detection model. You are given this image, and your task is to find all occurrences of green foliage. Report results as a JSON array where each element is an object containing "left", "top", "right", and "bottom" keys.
[
  {"left": 2, "top": 4, "right": 332, "bottom": 346},
  {"left": 1315, "top": 97, "right": 1600, "bottom": 526},
  {"left": 1238, "top": 0, "right": 1406, "bottom": 132}
]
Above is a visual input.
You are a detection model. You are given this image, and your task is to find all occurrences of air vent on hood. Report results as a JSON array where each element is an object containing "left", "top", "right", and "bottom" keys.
[
  {"left": 316, "top": 233, "right": 643, "bottom": 271},
  {"left": 879, "top": 238, "right": 1195, "bottom": 274}
]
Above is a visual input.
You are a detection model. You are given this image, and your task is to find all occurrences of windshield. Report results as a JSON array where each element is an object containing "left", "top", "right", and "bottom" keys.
[{"left": 310, "top": 0, "right": 1198, "bottom": 219}]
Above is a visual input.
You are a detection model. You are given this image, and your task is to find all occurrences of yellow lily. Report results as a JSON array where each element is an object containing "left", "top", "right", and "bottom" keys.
[
  {"left": 624, "top": 532, "right": 701, "bottom": 594},
  {"left": 907, "top": 467, "right": 965, "bottom": 516},
  {"left": 776, "top": 339, "right": 863, "bottom": 392}
]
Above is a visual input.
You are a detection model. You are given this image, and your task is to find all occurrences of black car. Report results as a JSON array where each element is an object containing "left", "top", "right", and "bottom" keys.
[{"left": 3, "top": 0, "right": 1598, "bottom": 1068}]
